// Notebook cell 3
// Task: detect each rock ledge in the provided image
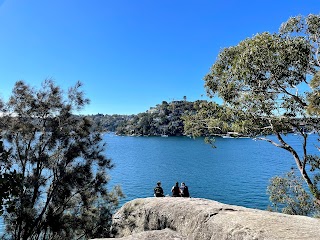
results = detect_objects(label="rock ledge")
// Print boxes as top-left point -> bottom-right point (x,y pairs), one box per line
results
97,197 -> 320,240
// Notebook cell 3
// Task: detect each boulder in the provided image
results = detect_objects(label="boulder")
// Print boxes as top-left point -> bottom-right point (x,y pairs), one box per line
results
101,197 -> 320,240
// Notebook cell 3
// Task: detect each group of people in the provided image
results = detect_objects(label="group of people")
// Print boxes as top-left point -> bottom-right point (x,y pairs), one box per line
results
154,181 -> 190,197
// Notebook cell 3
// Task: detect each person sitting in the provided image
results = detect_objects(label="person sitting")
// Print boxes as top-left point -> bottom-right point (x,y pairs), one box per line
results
180,182 -> 190,197
171,182 -> 181,197
154,181 -> 164,197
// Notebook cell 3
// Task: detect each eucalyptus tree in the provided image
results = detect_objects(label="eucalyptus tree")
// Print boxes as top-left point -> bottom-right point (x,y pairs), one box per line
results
186,14 -> 320,208
0,80 -> 123,239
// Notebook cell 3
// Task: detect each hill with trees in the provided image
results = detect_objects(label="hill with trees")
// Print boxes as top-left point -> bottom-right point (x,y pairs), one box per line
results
88,99 -> 216,136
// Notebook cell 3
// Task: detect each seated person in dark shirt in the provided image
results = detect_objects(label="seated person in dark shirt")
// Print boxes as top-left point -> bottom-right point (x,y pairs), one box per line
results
154,181 -> 164,197
171,182 -> 181,197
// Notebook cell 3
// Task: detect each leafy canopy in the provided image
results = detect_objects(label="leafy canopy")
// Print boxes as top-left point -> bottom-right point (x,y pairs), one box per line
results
0,80 -> 123,239
184,14 -> 320,213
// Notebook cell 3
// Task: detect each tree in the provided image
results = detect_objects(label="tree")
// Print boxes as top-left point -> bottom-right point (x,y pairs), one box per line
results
0,80 -> 123,239
183,96 -> 187,102
267,169 -> 317,216
0,139 -> 22,217
183,101 -> 235,137
186,14 -> 320,208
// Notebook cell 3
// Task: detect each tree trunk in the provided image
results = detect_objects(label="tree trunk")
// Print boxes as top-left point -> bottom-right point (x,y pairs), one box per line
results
275,132 -> 320,203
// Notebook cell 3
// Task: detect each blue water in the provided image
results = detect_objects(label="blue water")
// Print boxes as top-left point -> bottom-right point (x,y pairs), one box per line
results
1,133 -> 318,234
106,133 -> 319,210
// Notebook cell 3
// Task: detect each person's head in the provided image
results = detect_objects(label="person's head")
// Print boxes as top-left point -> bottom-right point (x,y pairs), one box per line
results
181,182 -> 185,186
157,181 -> 161,186
175,182 -> 179,186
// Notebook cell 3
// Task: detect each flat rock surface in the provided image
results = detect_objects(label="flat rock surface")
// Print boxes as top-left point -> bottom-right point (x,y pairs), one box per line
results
96,197 -> 320,240
91,228 -> 186,240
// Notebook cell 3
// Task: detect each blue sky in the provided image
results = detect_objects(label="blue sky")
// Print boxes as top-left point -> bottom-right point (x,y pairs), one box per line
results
0,0 -> 319,115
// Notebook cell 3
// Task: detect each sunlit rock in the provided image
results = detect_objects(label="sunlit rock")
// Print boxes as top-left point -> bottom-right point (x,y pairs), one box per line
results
95,197 -> 320,240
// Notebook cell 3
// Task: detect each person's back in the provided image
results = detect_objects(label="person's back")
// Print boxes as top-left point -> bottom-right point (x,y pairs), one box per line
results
154,181 -> 164,197
180,182 -> 190,197
171,182 -> 180,197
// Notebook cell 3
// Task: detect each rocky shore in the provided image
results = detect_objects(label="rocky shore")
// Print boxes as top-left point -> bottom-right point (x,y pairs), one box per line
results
93,197 -> 320,240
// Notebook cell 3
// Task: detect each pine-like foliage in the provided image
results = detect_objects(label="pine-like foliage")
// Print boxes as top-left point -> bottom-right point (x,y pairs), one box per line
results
0,80 -> 123,239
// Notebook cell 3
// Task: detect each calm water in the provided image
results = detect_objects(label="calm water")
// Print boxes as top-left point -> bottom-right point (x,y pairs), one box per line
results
1,133 -> 318,234
106,133 -> 319,210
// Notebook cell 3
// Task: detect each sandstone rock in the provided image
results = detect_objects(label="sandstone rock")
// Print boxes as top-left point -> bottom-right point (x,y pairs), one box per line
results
101,197 -> 320,240
92,228 -> 186,240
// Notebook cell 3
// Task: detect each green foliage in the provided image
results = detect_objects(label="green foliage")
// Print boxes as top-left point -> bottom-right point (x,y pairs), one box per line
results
183,101 -> 268,138
189,13 -> 320,210
94,99 -> 204,136
0,80 -> 123,239
0,166 -> 22,216
205,31 -> 311,120
88,114 -> 133,133
267,170 -> 319,216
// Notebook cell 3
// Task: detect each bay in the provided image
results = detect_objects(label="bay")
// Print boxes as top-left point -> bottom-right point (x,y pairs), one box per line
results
1,133 -> 318,235
106,133 -> 319,210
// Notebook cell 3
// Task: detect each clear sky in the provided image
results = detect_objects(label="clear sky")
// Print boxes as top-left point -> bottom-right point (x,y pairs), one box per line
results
0,0 -> 319,115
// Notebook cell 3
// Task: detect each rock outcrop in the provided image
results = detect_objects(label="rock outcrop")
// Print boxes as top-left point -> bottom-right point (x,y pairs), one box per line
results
98,197 -> 320,240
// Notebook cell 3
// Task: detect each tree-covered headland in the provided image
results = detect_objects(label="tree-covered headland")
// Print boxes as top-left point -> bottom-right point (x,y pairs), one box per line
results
89,99 -> 217,137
